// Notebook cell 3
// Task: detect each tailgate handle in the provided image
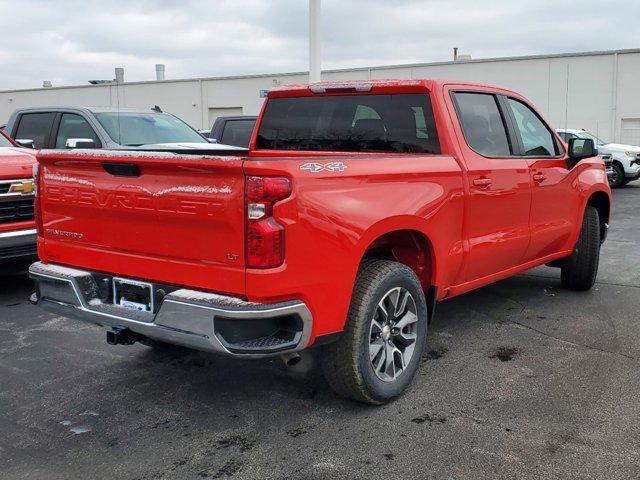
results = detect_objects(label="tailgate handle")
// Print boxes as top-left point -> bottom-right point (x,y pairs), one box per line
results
102,162 -> 141,177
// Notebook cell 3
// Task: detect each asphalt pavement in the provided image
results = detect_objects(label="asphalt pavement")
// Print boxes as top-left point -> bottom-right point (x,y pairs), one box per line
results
2,185 -> 640,480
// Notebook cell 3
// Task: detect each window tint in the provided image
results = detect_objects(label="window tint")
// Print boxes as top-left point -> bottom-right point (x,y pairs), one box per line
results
454,92 -> 511,157
507,98 -> 556,156
15,113 -> 55,148
220,119 -> 256,147
55,113 -> 101,148
256,94 -> 440,153
95,113 -> 207,146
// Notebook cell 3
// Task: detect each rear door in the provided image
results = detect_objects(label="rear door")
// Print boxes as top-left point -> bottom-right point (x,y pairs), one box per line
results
502,95 -> 578,261
447,88 -> 532,282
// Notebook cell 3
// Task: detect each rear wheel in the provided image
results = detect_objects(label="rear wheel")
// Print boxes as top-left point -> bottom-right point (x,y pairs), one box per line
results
561,206 -> 600,291
320,260 -> 428,404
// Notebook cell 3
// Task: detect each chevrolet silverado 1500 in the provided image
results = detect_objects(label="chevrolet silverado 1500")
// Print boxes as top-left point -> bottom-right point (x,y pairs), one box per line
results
29,80 -> 611,404
0,130 -> 37,262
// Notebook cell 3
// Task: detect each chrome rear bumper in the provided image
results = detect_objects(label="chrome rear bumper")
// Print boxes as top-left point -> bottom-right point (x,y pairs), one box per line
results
29,262 -> 312,358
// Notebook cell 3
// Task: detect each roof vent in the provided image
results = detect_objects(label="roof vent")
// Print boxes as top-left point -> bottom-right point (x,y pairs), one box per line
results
155,64 -> 165,81
115,67 -> 124,83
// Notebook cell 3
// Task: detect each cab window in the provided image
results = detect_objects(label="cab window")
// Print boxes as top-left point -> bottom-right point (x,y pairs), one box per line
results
15,112 -> 55,148
55,114 -> 101,148
453,92 -> 511,157
507,98 -> 557,156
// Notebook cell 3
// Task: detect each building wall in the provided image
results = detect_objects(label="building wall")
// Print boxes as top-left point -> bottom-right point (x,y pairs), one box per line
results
1,49 -> 639,144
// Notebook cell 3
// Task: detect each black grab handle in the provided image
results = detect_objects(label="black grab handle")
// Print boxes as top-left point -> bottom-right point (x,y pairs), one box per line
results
102,162 -> 141,177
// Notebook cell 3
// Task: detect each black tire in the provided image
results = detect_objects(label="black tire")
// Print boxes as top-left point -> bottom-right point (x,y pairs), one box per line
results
320,260 -> 428,405
610,163 -> 625,188
561,206 -> 601,291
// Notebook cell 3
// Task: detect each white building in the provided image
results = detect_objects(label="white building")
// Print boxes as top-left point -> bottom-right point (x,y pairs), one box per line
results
1,48 -> 639,145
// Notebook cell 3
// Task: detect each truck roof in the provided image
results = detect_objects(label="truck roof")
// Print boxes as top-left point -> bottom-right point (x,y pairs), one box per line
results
10,106 -> 165,115
268,78 -> 521,97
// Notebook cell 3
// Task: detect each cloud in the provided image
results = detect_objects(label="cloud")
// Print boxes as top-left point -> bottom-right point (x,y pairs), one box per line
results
0,0 -> 637,89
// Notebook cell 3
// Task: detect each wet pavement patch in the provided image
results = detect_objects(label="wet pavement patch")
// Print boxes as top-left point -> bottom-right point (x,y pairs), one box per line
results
411,413 -> 447,424
215,435 -> 258,453
489,346 -> 519,362
424,347 -> 448,360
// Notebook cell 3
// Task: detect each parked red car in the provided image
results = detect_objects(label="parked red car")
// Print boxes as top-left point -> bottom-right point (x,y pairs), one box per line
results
29,79 -> 611,403
0,130 -> 37,263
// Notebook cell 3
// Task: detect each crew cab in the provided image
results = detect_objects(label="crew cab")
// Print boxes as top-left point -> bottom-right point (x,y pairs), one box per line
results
0,130 -> 37,262
29,80 -> 611,404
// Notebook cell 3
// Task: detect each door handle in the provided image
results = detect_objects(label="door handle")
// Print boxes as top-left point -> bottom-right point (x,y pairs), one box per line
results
473,177 -> 492,188
533,172 -> 547,183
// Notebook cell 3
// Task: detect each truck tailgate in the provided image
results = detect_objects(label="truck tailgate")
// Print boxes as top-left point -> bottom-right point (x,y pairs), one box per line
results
37,150 -> 247,295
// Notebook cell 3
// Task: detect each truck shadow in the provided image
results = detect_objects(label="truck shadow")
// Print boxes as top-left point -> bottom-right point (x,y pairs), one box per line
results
0,259 -> 34,307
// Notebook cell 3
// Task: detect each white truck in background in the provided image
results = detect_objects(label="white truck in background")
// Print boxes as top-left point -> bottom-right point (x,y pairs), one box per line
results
557,128 -> 640,187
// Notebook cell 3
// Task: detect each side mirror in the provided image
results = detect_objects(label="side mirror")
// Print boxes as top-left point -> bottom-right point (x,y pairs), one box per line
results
568,137 -> 597,160
16,139 -> 35,149
207,138 -> 218,144
566,138 -> 597,169
65,138 -> 95,149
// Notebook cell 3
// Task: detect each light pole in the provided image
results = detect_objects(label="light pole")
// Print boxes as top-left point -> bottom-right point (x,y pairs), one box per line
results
309,0 -> 321,83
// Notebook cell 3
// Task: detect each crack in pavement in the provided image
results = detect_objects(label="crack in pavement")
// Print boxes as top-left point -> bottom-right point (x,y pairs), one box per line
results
519,273 -> 640,290
507,319 -> 637,362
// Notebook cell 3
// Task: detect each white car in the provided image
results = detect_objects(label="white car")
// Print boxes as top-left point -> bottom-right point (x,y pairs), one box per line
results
556,128 -> 640,187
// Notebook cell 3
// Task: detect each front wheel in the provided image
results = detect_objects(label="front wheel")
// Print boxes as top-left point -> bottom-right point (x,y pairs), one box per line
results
610,163 -> 625,188
320,260 -> 428,404
561,206 -> 601,291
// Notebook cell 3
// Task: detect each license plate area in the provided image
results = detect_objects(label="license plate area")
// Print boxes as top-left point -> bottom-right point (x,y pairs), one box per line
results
113,277 -> 154,312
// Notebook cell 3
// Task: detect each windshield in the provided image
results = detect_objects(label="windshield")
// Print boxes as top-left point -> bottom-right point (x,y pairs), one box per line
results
95,113 -> 207,146
0,133 -> 13,147
578,131 -> 607,146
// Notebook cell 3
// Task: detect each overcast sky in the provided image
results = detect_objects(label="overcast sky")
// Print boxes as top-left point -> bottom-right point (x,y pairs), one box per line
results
0,0 -> 638,90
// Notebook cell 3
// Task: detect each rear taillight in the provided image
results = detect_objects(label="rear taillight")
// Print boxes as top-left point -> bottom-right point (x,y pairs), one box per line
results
33,163 -> 43,237
245,176 -> 291,268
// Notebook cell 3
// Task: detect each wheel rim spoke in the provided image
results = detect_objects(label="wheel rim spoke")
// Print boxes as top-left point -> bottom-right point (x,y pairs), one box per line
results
369,338 -> 384,361
395,290 -> 410,318
384,342 -> 396,379
395,310 -> 417,330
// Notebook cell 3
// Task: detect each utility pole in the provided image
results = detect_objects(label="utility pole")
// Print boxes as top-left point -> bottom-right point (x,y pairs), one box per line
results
309,0 -> 321,83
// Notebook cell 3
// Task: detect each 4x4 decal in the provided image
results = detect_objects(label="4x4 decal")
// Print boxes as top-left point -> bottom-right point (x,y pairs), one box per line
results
300,162 -> 347,173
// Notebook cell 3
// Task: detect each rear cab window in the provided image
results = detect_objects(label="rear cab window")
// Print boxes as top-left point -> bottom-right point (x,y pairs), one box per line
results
256,93 -> 440,153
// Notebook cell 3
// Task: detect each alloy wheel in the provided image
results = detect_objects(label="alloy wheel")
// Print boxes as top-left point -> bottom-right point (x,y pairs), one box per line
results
368,287 -> 418,382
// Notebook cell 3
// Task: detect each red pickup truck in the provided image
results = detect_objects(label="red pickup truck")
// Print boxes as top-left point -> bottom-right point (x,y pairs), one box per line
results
29,79 -> 611,404
0,130 -> 37,262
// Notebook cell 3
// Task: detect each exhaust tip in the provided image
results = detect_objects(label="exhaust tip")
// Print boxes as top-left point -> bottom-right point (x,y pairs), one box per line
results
286,354 -> 302,367
280,351 -> 315,376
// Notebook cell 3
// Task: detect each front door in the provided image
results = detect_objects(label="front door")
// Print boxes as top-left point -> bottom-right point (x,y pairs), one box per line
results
447,89 -> 532,282
502,96 -> 579,261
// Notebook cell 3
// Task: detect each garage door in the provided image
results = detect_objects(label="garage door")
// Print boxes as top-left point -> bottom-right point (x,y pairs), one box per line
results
621,118 -> 640,147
